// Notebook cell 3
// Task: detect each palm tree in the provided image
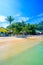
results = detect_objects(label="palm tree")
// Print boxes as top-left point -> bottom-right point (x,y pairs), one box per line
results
6,16 -> 14,25
6,16 -> 14,36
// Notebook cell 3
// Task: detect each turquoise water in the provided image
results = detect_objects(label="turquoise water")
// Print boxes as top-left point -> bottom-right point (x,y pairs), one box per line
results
0,42 -> 43,65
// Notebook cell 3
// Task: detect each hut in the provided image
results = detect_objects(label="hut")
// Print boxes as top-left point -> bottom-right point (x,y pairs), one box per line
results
0,27 -> 8,36
35,30 -> 42,35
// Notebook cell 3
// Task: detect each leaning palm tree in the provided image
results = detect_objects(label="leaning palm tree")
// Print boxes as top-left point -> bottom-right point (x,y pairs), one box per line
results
6,16 -> 14,36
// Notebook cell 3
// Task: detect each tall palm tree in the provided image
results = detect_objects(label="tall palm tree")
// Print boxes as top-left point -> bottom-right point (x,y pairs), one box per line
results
6,16 -> 14,25
6,16 -> 14,36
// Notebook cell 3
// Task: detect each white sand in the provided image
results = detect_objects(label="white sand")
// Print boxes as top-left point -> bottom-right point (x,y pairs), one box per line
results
0,35 -> 43,61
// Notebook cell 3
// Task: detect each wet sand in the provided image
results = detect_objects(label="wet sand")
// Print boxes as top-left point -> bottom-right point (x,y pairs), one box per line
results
0,35 -> 43,61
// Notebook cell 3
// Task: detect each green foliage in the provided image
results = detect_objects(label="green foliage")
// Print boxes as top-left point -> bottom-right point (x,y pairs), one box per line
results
36,21 -> 43,31
0,15 -> 43,36
6,16 -> 14,24
6,16 -> 14,36
6,22 -> 36,35
6,18 -> 43,35
0,34 -> 2,37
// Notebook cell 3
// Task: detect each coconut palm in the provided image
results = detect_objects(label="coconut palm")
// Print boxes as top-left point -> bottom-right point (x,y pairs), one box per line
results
6,16 -> 14,25
6,16 -> 14,36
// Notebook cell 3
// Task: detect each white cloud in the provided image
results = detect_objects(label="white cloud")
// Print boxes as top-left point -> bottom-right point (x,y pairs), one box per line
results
0,16 -> 6,22
38,17 -> 43,21
0,23 -> 9,28
14,13 -> 30,22
15,14 -> 21,17
17,17 -> 30,22
37,13 -> 43,17
21,17 -> 29,21
4,24 -> 9,28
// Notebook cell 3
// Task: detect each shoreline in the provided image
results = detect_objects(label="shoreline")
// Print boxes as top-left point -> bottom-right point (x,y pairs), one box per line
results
0,35 -> 43,61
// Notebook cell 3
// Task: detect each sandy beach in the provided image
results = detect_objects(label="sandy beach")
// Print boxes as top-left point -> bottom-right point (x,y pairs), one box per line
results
0,35 -> 43,61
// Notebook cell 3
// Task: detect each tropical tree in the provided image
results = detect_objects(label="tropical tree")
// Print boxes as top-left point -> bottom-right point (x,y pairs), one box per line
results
6,16 -> 14,35
29,24 -> 36,34
36,21 -> 43,31
6,16 -> 14,25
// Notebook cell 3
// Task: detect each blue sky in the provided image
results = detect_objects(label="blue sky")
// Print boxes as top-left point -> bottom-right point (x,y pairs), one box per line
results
0,0 -> 43,27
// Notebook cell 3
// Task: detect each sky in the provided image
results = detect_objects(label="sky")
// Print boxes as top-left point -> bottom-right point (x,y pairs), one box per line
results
0,0 -> 43,27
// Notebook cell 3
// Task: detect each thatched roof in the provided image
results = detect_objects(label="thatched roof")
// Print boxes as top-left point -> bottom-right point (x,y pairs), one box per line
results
0,28 -> 8,33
